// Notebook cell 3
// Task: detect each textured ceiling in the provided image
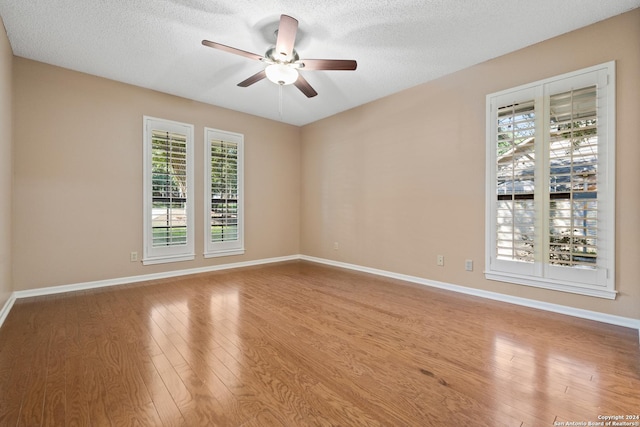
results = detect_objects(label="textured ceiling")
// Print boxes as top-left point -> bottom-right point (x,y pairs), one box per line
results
1,1 -> 639,126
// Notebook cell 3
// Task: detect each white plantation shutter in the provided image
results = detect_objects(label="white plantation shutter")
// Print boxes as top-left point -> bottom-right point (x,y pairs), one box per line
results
150,130 -> 188,247
547,86 -> 598,270
204,128 -> 244,257
496,99 -> 536,265
210,140 -> 239,242
143,117 -> 194,265
486,63 -> 615,298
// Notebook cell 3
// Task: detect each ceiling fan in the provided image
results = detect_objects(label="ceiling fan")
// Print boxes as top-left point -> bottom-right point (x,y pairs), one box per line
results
202,14 -> 357,98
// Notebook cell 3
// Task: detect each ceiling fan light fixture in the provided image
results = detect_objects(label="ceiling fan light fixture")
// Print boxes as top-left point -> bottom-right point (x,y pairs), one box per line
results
265,63 -> 298,85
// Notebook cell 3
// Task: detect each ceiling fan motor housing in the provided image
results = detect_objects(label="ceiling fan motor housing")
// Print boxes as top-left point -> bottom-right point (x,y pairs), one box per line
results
265,46 -> 300,64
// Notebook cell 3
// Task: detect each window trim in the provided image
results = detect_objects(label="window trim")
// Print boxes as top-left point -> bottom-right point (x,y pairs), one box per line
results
485,62 -> 615,299
204,127 -> 245,258
143,116 -> 195,265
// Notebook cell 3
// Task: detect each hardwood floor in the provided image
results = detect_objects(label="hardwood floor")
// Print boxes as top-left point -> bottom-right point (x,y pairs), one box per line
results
0,261 -> 638,426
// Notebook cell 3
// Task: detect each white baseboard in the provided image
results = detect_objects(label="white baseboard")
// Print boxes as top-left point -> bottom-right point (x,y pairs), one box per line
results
0,293 -> 16,328
12,255 -> 299,300
2,254 -> 638,340
300,255 -> 640,335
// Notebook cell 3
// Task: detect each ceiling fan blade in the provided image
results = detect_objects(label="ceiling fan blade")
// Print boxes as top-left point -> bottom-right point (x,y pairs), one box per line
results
237,70 -> 267,87
202,40 -> 264,62
275,15 -> 298,60
298,59 -> 357,71
294,74 -> 318,98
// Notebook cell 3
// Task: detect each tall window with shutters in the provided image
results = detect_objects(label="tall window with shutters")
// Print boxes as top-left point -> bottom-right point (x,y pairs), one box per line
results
143,117 -> 195,265
486,62 -> 615,299
204,128 -> 244,258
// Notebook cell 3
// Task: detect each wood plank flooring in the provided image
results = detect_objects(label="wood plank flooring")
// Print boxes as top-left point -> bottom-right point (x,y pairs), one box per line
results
0,260 -> 638,426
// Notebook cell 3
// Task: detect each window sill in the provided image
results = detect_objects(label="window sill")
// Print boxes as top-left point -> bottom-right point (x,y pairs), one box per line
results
142,254 -> 195,266
485,271 -> 617,300
204,249 -> 245,259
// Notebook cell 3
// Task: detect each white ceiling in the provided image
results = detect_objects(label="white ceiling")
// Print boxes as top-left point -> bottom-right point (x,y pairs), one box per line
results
1,1 -> 638,126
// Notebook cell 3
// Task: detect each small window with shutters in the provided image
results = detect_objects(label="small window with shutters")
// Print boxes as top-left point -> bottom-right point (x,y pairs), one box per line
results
204,128 -> 244,258
143,117 -> 195,265
485,62 -> 615,299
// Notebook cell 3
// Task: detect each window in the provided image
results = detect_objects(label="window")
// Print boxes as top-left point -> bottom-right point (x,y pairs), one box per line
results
204,128 -> 244,257
485,62 -> 615,299
143,117 -> 194,265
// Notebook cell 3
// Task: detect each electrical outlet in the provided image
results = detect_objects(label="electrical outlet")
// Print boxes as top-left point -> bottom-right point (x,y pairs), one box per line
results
130,251 -> 138,262
437,255 -> 444,266
333,242 -> 339,250
465,259 -> 473,271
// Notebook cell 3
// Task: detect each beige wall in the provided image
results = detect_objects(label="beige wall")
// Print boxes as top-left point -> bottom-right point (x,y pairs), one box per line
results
12,59 -> 301,290
300,9 -> 640,320
0,17 -> 12,307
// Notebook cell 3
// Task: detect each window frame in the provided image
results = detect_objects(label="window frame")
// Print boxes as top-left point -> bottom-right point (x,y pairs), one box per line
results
142,116 -> 195,265
204,127 -> 245,258
485,62 -> 615,299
